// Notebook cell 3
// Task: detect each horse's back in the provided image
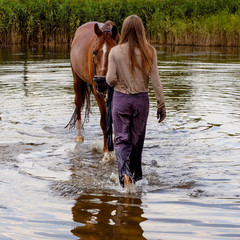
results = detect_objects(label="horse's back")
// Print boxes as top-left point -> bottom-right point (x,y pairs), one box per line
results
74,22 -> 103,37
71,22 -> 103,82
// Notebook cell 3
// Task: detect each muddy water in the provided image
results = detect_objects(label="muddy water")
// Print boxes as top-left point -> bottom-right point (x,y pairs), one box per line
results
0,45 -> 240,240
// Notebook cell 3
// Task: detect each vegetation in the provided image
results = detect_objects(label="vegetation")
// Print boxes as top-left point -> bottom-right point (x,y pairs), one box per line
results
0,0 -> 240,46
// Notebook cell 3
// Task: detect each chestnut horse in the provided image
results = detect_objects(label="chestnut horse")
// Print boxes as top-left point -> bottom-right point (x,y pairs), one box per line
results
67,21 -> 119,162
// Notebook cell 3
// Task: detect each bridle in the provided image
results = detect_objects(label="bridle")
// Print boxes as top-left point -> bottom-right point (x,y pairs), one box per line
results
92,29 -> 112,93
92,29 -> 112,76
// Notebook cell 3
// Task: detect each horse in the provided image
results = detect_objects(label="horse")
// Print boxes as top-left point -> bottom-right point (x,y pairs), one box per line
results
67,21 -> 119,162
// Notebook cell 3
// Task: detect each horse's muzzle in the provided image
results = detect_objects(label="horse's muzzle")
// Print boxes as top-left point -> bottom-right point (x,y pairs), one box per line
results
93,76 -> 107,93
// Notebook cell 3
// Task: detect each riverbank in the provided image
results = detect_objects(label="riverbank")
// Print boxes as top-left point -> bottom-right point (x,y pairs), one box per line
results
0,0 -> 240,46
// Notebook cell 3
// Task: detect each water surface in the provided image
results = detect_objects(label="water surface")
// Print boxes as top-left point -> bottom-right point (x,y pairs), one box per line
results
0,45 -> 240,240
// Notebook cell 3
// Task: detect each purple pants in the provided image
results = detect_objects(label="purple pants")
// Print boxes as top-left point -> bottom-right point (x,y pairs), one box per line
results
112,91 -> 149,187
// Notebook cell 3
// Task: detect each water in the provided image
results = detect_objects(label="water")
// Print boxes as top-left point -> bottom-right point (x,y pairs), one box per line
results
0,45 -> 240,240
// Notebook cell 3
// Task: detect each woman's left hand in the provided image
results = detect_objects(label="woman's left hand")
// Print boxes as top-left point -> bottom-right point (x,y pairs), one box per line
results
157,105 -> 166,123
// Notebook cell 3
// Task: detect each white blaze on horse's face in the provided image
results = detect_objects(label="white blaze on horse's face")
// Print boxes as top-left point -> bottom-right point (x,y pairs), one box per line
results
100,43 -> 108,74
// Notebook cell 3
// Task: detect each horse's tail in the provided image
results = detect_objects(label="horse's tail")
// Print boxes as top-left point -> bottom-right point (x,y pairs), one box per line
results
65,73 -> 92,129
65,108 -> 78,129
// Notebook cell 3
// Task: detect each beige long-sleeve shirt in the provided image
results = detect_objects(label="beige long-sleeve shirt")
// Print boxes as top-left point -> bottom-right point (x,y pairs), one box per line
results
106,43 -> 165,108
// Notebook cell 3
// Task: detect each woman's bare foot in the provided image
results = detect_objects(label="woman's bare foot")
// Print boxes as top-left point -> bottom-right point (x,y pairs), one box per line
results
124,174 -> 135,193
124,174 -> 131,189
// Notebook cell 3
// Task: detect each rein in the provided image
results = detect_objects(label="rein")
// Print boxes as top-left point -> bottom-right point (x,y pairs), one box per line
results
92,50 -> 97,76
92,27 -> 115,150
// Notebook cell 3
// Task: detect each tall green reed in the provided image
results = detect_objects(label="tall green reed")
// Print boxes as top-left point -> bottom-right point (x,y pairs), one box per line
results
0,0 -> 239,46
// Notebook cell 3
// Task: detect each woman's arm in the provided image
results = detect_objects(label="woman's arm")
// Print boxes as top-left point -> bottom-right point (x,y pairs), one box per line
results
150,49 -> 165,108
106,48 -> 118,87
150,48 -> 166,122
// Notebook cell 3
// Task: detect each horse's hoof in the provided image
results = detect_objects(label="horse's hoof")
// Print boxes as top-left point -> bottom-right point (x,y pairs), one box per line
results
110,172 -> 117,183
101,151 -> 115,163
75,136 -> 84,142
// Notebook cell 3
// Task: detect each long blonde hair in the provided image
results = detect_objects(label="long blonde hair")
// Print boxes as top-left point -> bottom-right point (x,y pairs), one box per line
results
119,15 -> 154,76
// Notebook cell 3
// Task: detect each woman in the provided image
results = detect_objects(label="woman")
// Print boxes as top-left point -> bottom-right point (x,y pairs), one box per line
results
106,15 -> 166,191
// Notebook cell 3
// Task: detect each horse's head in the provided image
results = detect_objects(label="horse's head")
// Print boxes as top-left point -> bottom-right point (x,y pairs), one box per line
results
92,21 -> 119,93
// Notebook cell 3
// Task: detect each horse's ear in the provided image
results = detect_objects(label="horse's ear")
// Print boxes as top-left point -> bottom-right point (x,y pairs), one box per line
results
94,23 -> 102,37
112,25 -> 118,39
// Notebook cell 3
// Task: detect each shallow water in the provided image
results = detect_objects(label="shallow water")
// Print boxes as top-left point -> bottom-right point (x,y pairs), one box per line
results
0,45 -> 240,240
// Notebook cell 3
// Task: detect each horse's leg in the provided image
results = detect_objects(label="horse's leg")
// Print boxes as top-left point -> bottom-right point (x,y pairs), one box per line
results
75,119 -> 83,142
94,91 -> 115,163
94,92 -> 107,150
73,70 -> 84,142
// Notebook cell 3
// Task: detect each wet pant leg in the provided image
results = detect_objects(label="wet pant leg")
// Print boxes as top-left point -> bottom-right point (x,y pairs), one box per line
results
112,91 -> 149,187
112,92 -> 132,187
129,93 -> 149,183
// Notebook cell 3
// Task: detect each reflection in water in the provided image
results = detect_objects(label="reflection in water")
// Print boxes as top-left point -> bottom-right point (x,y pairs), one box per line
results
0,44 -> 70,63
22,57 -> 29,96
72,194 -> 147,240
